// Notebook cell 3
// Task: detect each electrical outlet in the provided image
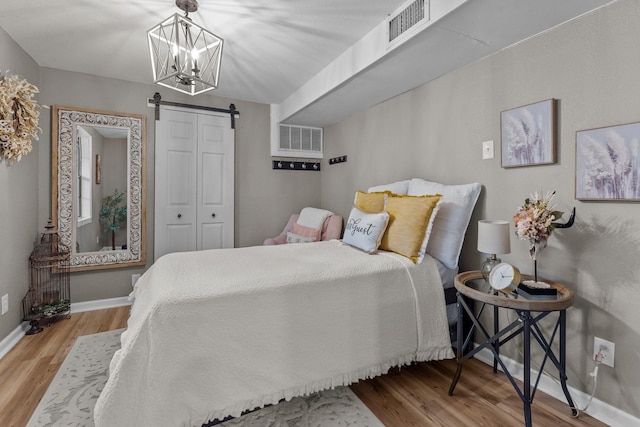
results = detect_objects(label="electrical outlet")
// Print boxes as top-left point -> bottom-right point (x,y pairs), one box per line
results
1,294 -> 8,315
593,336 -> 615,368
482,140 -> 494,159
131,274 -> 141,288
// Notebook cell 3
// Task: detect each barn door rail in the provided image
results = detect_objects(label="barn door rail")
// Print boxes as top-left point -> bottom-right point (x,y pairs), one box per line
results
149,92 -> 240,129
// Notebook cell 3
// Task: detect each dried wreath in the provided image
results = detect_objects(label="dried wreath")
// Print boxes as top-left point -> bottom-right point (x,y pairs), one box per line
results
0,71 -> 41,163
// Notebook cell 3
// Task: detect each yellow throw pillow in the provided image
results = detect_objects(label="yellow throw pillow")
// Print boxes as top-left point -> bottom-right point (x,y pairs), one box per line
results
354,190 -> 388,213
380,194 -> 442,263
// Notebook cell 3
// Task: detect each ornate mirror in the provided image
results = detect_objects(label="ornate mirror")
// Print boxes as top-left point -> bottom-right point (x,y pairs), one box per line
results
52,105 -> 146,271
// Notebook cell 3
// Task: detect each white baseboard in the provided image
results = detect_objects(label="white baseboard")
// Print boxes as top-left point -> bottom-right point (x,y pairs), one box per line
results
474,346 -> 640,427
70,296 -> 131,313
0,297 -> 131,360
0,321 -> 31,359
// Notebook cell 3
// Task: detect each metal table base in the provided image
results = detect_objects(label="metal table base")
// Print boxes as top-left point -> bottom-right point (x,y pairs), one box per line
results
448,293 -> 578,427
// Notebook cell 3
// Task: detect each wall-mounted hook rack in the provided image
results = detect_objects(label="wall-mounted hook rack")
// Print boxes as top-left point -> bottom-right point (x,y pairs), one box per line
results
272,159 -> 321,171
328,155 -> 347,165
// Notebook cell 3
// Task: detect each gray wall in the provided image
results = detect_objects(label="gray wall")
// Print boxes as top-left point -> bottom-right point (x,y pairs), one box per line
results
0,27 -> 41,342
0,31 -> 321,338
37,67 -> 321,303
321,0 -> 639,418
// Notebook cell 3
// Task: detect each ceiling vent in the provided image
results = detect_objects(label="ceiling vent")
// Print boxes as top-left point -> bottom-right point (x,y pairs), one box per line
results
388,0 -> 430,47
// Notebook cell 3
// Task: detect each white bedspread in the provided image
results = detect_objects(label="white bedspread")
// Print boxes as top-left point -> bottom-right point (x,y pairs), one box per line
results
94,240 -> 453,427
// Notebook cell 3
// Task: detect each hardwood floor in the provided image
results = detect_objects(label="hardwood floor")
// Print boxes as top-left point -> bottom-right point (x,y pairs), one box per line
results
351,361 -> 606,426
0,307 -> 606,427
0,307 -> 130,427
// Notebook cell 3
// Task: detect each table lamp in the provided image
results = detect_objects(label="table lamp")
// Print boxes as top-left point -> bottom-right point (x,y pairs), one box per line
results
477,220 -> 511,281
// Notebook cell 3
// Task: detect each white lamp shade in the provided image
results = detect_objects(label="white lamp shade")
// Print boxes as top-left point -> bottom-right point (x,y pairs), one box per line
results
477,220 -> 511,255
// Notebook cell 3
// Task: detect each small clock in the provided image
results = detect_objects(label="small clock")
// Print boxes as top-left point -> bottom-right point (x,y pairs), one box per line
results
488,262 -> 521,292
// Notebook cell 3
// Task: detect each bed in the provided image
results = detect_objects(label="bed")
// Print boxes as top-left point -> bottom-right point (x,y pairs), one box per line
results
93,178 -> 481,427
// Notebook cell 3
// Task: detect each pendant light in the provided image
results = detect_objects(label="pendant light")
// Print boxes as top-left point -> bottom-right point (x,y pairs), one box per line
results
148,0 -> 223,96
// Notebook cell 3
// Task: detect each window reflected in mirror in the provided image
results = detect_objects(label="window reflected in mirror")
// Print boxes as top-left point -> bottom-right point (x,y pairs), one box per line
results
76,126 -> 92,229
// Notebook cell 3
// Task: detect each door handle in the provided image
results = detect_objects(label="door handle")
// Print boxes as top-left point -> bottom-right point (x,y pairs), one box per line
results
177,213 -> 182,218
211,213 -> 216,218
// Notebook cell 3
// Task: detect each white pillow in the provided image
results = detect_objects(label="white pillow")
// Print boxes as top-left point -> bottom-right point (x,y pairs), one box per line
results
342,207 -> 390,254
367,179 -> 410,195
407,178 -> 481,269
286,232 -> 316,244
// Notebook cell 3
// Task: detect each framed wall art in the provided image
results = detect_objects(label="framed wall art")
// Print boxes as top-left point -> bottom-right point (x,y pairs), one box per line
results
501,99 -> 556,168
576,122 -> 640,201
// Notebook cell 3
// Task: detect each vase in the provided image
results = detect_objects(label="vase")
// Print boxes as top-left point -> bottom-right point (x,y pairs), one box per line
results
529,240 -> 547,282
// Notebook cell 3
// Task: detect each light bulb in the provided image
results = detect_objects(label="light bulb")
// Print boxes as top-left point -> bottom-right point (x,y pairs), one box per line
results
190,47 -> 200,75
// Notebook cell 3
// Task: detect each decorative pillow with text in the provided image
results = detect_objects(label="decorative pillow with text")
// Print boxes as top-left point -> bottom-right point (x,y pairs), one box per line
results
342,207 -> 390,254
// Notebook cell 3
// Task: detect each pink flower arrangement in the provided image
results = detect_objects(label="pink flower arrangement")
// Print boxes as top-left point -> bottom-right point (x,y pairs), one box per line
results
513,191 -> 563,258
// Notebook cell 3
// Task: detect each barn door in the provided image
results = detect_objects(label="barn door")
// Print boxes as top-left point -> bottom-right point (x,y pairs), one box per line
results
154,106 -> 234,261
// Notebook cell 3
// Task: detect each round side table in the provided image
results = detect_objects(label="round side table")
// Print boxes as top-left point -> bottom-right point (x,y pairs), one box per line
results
448,270 -> 576,427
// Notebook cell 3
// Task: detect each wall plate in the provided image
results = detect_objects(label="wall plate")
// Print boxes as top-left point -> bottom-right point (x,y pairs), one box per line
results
593,336 -> 615,368
482,140 -> 494,159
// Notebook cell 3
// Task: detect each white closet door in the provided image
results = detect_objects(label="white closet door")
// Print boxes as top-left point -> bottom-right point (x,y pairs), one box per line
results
155,106 -> 234,261
155,108 -> 198,260
197,113 -> 234,250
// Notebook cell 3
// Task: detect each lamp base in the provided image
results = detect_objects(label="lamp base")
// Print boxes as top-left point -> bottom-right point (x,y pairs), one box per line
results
480,255 -> 501,282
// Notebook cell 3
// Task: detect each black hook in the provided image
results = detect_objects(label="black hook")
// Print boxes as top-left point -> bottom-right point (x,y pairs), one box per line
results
554,207 -> 575,229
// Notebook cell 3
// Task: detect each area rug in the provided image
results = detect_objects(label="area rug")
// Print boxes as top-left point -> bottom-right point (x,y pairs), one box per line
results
27,329 -> 384,427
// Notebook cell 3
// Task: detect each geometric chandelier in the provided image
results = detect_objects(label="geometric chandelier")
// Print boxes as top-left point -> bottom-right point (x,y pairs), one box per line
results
147,0 -> 223,96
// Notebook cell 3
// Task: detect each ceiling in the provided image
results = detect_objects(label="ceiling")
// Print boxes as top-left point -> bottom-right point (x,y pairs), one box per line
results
0,0 -> 614,127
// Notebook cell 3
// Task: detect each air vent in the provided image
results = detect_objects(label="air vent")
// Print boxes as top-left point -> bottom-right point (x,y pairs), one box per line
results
278,124 -> 323,156
388,0 -> 429,44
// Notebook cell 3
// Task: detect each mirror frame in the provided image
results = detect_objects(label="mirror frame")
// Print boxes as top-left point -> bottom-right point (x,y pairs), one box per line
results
52,105 -> 146,271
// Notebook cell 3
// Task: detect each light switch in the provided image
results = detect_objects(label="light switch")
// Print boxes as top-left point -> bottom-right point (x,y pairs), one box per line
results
482,140 -> 494,160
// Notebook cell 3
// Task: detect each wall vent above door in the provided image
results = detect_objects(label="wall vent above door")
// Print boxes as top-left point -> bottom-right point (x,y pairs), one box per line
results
275,124 -> 323,159
388,0 -> 430,46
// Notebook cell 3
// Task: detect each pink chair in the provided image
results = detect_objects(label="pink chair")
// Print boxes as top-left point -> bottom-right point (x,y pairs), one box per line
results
263,213 -> 343,245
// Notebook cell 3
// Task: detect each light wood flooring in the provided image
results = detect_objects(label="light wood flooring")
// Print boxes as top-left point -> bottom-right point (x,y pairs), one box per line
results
0,307 -> 606,427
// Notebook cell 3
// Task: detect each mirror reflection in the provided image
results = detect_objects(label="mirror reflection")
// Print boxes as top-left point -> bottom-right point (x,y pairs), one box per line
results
52,105 -> 146,271
75,125 -> 128,253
